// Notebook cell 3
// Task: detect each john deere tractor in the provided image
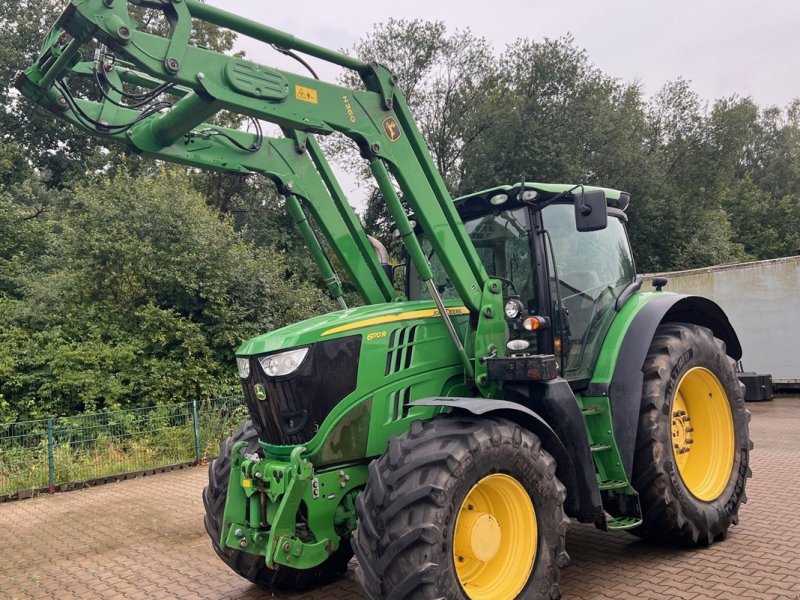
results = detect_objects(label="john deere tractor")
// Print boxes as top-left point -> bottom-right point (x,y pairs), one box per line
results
17,2 -> 751,598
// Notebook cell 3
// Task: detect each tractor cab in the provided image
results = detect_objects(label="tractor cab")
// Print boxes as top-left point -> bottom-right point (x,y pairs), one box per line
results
408,183 -> 638,386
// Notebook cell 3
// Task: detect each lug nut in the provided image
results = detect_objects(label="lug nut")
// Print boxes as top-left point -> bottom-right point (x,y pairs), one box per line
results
239,539 -> 248,548
283,542 -> 291,552
234,528 -> 243,538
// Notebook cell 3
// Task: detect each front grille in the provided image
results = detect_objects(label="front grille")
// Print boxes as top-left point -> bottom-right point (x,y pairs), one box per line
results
241,335 -> 361,446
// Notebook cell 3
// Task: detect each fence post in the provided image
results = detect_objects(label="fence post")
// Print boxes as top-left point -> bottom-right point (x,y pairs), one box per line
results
192,400 -> 201,465
47,417 -> 55,494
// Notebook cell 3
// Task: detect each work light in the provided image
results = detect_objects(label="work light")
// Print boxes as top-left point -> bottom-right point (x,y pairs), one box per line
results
236,357 -> 250,379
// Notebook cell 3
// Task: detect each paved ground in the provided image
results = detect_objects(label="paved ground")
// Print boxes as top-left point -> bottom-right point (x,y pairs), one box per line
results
1,396 -> 798,600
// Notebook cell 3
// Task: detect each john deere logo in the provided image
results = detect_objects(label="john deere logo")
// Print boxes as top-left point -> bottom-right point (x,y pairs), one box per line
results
382,116 -> 401,142
254,384 -> 267,401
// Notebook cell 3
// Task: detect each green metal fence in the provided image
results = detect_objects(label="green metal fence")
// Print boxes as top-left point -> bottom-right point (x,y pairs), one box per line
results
0,397 -> 247,497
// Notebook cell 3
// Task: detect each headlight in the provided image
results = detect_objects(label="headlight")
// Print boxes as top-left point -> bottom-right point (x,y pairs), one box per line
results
504,299 -> 524,319
236,357 -> 250,379
258,347 -> 309,378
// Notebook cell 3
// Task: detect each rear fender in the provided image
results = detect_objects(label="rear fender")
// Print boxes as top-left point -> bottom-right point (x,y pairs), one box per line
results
592,293 -> 741,478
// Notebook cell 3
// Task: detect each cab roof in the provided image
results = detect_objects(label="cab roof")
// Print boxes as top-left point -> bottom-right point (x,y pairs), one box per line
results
455,182 -> 630,209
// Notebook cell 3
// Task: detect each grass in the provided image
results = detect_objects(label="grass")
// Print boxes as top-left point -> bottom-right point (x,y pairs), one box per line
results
0,397 -> 248,495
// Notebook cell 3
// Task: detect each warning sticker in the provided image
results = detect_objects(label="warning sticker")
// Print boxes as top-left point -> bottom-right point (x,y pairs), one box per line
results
295,85 -> 318,104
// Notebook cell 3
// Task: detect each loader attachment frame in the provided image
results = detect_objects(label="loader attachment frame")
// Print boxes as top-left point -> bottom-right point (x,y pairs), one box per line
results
17,0 -> 506,393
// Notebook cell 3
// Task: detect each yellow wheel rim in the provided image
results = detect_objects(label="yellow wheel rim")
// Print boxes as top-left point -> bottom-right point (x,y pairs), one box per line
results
671,367 -> 735,501
453,474 -> 536,600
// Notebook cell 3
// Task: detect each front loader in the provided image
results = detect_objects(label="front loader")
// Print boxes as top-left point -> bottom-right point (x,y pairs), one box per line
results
17,2 -> 752,598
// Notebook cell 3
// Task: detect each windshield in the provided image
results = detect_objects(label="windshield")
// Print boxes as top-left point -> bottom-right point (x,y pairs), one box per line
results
408,207 -> 535,308
543,203 -> 635,380
406,201 -> 636,384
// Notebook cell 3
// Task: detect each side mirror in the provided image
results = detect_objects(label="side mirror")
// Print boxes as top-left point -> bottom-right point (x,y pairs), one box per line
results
574,189 -> 608,232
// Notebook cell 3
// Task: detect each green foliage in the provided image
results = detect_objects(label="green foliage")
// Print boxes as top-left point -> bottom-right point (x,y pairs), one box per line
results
2,7 -> 799,422
346,24 -> 800,271
461,36 -> 641,191
0,0 -> 236,188
0,0 -> 112,184
337,19 -> 497,250
0,169 -> 331,419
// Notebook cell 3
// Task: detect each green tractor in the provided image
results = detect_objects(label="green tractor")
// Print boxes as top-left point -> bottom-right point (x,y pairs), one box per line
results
18,2 -> 751,598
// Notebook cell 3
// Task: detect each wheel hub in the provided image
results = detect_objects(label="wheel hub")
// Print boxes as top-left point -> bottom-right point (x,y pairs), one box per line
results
453,474 -> 537,600
671,407 -> 695,458
454,510 -> 502,562
670,367 -> 735,501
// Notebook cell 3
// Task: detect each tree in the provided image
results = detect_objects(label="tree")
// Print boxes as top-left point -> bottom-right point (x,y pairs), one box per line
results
459,36 -> 645,193
0,169 -> 331,419
0,0 -> 236,187
330,19 -> 497,250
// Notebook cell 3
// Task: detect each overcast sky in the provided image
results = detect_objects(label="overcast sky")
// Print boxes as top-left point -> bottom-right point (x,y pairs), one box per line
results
204,0 -> 800,208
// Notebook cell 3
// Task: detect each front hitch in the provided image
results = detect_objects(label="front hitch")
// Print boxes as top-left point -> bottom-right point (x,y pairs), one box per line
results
220,441 -> 367,570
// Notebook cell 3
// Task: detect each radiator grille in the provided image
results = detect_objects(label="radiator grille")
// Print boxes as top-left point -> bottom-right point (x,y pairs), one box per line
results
385,325 -> 418,376
241,335 -> 361,446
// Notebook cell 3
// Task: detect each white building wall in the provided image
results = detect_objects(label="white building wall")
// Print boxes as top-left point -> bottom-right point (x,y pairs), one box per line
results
644,256 -> 800,381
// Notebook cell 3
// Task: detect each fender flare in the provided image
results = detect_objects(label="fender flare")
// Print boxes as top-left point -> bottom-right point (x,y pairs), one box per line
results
598,293 -> 742,478
412,397 -> 582,517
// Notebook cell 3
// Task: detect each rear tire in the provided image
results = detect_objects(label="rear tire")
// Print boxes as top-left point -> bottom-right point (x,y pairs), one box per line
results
354,415 -> 569,600
631,323 -> 751,545
202,420 -> 353,590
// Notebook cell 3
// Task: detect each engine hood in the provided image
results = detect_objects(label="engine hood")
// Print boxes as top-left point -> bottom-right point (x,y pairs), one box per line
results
236,300 -> 470,356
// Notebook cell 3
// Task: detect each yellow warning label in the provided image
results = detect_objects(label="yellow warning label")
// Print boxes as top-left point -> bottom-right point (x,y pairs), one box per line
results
295,85 -> 318,104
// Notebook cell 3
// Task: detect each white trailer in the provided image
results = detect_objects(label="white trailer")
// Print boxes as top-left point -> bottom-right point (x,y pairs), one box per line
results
645,255 -> 800,390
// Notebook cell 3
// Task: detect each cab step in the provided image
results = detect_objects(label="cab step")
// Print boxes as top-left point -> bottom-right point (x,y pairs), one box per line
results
605,517 -> 642,531
598,479 -> 628,491
581,406 -> 602,416
590,443 -> 612,452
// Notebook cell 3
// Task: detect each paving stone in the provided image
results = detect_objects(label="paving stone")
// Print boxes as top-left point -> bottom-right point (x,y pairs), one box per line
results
1,397 -> 798,599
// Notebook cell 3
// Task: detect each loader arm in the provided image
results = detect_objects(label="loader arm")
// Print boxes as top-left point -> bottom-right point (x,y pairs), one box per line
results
20,55 -> 396,306
16,0 -> 507,392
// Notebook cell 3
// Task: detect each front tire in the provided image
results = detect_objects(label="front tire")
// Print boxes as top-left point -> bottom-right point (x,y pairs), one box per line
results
354,415 -> 569,600
632,323 -> 751,545
202,420 -> 353,590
